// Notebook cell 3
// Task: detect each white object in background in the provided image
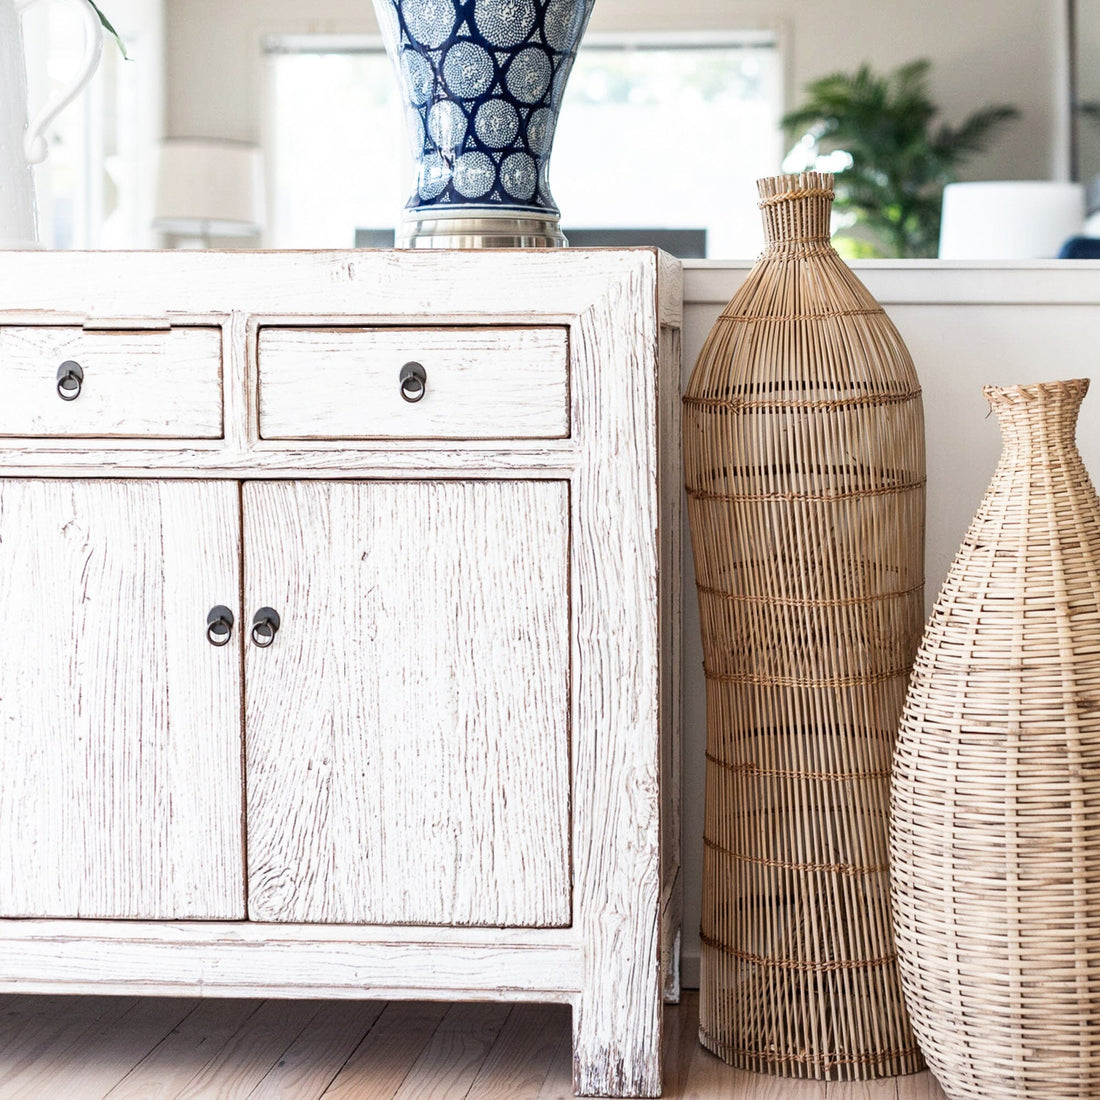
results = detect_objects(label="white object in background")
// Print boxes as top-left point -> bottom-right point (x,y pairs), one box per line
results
0,0 -> 102,248
153,138 -> 265,246
939,180 -> 1085,259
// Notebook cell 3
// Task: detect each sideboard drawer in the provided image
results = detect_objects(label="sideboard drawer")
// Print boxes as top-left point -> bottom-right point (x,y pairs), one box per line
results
0,326 -> 223,438
257,326 -> 569,440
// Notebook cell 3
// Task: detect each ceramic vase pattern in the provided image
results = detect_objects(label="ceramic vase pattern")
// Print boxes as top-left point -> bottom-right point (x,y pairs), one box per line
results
371,0 -> 594,246
0,0 -> 102,248
891,379 -> 1100,1100
683,172 -> 925,1079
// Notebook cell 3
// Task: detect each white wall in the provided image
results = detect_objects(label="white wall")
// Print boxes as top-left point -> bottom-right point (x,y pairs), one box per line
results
679,259 -> 1100,986
165,0 -> 1067,182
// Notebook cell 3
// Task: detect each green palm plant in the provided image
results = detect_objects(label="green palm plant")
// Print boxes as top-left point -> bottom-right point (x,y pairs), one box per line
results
88,2 -> 126,57
781,59 -> 1019,257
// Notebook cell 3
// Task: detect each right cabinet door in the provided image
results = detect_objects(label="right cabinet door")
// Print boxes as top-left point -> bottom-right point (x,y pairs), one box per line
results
243,480 -> 572,927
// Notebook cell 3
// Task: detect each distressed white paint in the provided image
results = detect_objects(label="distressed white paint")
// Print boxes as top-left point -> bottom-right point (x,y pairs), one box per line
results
568,261 -> 665,1098
658,263 -> 684,1006
0,479 -> 244,919
0,326 -> 223,437
0,920 -> 582,999
244,479 -> 571,927
258,326 -> 569,439
0,249 -> 682,1099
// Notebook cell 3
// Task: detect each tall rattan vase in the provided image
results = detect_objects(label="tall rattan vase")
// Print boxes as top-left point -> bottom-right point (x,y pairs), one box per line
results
891,378 -> 1100,1100
683,173 -> 926,1080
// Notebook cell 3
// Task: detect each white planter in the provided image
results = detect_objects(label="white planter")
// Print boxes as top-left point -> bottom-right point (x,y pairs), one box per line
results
0,0 -> 102,249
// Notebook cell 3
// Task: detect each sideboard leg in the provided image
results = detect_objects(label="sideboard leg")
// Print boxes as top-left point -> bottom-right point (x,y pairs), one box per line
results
571,988 -> 662,1098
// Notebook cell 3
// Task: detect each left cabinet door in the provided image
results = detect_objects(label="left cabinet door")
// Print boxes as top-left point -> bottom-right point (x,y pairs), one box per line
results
0,480 -> 245,919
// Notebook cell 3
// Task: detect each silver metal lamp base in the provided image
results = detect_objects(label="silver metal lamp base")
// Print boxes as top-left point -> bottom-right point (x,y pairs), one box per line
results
396,210 -> 567,249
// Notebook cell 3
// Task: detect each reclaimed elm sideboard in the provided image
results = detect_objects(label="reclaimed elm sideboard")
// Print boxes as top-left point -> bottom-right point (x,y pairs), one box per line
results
0,249 -> 682,1098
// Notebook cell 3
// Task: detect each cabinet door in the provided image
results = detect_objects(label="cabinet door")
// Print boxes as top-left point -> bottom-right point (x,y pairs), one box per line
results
0,480 -> 244,919
244,480 -> 571,926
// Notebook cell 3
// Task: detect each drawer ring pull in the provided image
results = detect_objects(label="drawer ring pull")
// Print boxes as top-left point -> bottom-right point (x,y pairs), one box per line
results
206,606 -> 235,647
56,360 -> 84,401
399,361 -> 427,403
251,607 -> 281,648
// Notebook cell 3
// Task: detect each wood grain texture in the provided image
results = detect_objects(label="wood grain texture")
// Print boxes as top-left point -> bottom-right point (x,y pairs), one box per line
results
0,992 -> 949,1099
258,326 -> 569,440
0,923 -> 580,999
826,1081 -> 901,1099
0,996 -> 139,1099
0,250 -> 681,1098
569,264 -> 665,1096
0,996 -> 92,1087
243,479 -> 571,927
105,999 -> 262,1100
465,1003 -> 571,1099
0,480 -> 244,919
391,1002 -> 512,1099
897,1073 -> 947,1100
0,249 -> 653,319
0,326 -> 222,438
0,444 -> 578,477
0,997 -> 194,1100
659,309 -> 684,1005
685,1036 -> 829,1100
170,1000 -> 319,1100
321,1001 -> 450,1100
246,1001 -> 386,1098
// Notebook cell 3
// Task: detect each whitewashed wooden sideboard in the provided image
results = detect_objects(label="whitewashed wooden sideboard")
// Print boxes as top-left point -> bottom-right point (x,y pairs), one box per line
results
0,249 -> 682,1097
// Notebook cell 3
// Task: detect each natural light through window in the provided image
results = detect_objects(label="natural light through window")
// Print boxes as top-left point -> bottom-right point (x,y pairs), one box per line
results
553,33 -> 781,257
264,30 -> 781,257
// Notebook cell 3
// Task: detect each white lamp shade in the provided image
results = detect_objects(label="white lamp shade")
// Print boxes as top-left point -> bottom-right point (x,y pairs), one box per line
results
153,139 -> 265,237
939,181 -> 1084,259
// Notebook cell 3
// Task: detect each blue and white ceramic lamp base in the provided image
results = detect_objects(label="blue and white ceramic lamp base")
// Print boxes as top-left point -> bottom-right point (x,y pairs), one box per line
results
373,0 -> 595,249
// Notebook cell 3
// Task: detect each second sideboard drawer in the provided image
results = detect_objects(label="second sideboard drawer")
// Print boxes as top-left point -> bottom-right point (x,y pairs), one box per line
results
0,326 -> 223,438
257,326 -> 569,439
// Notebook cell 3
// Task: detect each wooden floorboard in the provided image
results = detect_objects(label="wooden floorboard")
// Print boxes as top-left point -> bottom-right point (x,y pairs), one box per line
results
171,1000 -> 320,1100
0,995 -> 139,1099
320,1001 -> 449,1100
246,1001 -> 386,1099
391,1003 -> 512,1100
105,999 -> 263,1100
535,1018 -> 574,1099
9,998 -> 198,1100
465,1004 -> 570,1100
0,991 -> 948,1099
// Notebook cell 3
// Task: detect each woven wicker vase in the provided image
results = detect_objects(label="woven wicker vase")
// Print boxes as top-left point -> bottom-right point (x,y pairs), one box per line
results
683,172 -> 926,1080
891,378 -> 1100,1100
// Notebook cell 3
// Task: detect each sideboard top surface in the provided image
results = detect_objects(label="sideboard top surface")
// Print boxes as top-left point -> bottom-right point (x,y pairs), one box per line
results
0,248 -> 682,325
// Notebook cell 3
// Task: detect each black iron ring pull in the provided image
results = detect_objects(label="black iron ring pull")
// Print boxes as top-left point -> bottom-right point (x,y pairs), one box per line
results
206,605 -> 235,647
399,361 -> 426,403
251,607 -> 281,648
56,360 -> 84,401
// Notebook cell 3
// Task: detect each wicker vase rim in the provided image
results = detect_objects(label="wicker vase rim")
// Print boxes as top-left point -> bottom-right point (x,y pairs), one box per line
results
756,171 -> 836,204
983,377 -> 1090,406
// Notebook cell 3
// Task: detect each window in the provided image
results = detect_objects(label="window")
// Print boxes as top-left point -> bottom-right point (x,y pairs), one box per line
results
264,29 -> 781,257
552,32 -> 781,257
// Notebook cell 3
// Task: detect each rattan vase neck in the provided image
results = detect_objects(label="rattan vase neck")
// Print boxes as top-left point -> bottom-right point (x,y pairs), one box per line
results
758,171 -> 835,251
985,377 -> 1089,454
